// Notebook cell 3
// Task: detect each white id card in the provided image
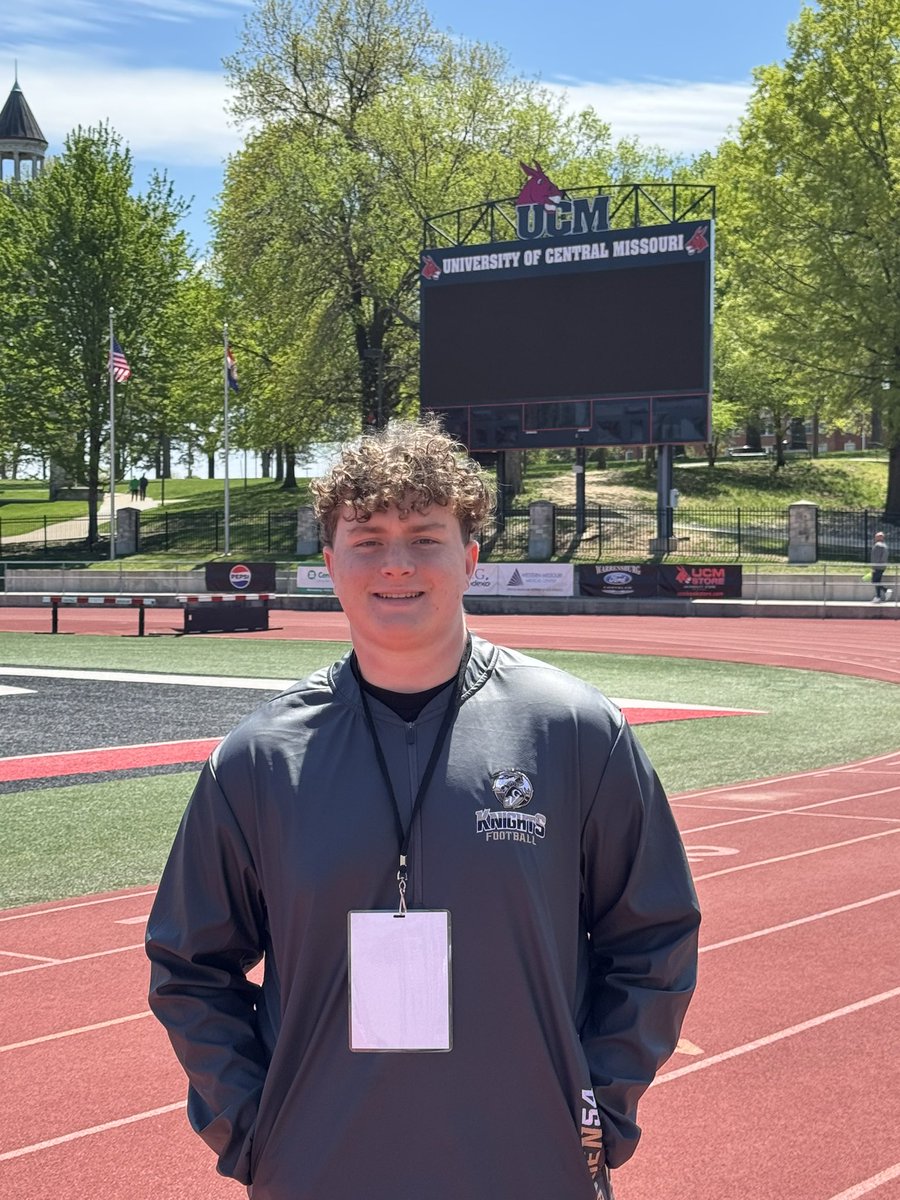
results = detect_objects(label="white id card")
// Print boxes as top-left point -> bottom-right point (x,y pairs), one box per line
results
348,910 -> 452,1052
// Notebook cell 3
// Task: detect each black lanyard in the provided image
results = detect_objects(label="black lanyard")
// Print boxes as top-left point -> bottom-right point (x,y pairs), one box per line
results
355,638 -> 472,911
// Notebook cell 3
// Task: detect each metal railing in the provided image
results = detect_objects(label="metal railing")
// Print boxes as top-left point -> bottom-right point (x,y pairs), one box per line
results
1,505 -> 897,564
479,506 -> 793,562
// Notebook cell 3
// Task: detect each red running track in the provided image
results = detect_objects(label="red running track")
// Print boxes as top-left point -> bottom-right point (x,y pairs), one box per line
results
2,605 -> 899,683
0,615 -> 899,1199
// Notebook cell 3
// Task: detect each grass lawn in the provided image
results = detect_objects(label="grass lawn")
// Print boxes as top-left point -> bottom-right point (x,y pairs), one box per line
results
1,632 -> 898,908
519,455 -> 890,511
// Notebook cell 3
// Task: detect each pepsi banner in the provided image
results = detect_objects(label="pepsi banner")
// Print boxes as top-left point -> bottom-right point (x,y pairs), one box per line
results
658,565 -> 742,599
205,562 -> 277,593
578,565 -> 658,598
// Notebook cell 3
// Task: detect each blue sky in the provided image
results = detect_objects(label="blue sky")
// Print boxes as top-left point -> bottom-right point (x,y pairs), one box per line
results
2,0 -> 808,255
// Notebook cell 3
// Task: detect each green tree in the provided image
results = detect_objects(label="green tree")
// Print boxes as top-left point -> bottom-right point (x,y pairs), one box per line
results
0,125 -> 190,543
719,0 -> 900,513
216,0 -> 686,451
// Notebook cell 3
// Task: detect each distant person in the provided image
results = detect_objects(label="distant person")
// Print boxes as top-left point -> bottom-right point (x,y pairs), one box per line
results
871,531 -> 892,602
128,476 -> 139,503
139,474 -> 148,502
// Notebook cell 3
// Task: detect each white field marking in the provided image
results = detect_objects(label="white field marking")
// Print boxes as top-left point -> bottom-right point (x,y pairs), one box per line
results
0,737 -> 216,767
655,986 -> 900,1086
0,665 -> 292,691
681,782 -> 900,834
611,697 -> 765,714
0,1101 -> 183,1161
692,827 -> 900,882
0,890 -> 156,922
673,749 -> 900,802
0,1011 -> 151,1053
115,914 -> 150,925
0,666 -> 758,715
0,949 -> 60,963
0,943 -> 143,978
826,1162 -> 900,1199
699,889 -> 900,953
0,686 -> 34,696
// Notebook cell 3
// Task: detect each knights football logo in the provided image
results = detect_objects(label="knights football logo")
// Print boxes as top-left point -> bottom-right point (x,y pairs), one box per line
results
490,769 -> 534,810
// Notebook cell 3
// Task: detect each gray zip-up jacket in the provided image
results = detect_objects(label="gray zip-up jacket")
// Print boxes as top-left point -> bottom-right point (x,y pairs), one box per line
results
147,637 -> 700,1200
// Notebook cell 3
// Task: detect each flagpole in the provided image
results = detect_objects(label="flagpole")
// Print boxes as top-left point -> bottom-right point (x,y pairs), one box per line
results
223,322 -> 231,556
109,307 -> 116,560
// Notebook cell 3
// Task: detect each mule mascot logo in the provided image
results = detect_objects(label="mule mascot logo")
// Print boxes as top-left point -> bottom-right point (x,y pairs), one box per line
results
517,161 -> 562,213
515,161 -> 609,240
685,225 -> 709,255
421,254 -> 442,280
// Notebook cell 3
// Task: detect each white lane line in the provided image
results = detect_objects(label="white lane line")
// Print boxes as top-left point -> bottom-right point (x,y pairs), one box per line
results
674,749 -> 900,802
0,1102 -> 183,1161
0,1011 -> 151,1053
0,665 -> 291,691
0,891 -> 156,923
115,915 -> 150,925
0,949 -> 61,963
682,783 -> 900,834
826,1163 -> 900,1199
655,986 -> 900,1086
693,827 -> 900,882
700,889 -> 900,953
0,686 -> 34,696
0,943 -> 143,978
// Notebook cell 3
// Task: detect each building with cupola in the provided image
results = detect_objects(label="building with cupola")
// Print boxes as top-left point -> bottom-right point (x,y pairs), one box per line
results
0,72 -> 47,181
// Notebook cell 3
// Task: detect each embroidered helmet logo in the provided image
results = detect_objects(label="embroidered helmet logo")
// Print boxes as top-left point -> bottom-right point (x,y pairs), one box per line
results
491,770 -> 534,810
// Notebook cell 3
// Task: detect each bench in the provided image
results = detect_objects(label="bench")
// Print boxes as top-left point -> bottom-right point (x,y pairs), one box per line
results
42,595 -> 157,636
176,593 -> 273,634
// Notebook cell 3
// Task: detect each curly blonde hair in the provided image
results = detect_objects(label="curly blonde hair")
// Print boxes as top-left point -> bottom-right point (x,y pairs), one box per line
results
310,417 -> 494,545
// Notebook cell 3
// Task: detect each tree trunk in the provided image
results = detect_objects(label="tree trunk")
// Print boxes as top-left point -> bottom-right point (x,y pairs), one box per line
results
87,430 -> 102,547
811,410 -> 819,458
281,445 -> 298,489
162,435 -> 172,478
502,451 -> 523,497
207,453 -> 216,479
261,450 -> 271,478
274,444 -> 284,482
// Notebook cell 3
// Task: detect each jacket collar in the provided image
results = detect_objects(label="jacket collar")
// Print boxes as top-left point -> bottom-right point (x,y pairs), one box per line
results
329,633 -> 498,711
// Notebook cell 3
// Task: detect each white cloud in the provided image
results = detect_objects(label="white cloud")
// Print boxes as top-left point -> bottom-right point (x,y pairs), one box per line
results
3,0 -> 247,38
546,78 -> 753,156
3,46 -> 241,166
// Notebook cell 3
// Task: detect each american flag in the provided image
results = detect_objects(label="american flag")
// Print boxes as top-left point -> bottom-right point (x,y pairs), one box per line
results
226,345 -> 239,392
110,337 -> 131,383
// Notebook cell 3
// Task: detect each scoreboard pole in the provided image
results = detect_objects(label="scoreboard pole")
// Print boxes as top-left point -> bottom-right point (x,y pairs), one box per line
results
656,444 -> 674,547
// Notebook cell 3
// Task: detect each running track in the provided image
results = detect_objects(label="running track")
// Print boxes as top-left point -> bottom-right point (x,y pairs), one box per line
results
0,613 -> 898,1200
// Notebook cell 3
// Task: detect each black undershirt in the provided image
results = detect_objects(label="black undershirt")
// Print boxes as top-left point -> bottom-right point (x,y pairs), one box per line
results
351,659 -> 455,722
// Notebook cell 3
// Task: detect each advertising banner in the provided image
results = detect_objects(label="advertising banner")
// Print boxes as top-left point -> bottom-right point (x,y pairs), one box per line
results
466,563 -> 500,596
206,561 -> 277,592
578,564 -> 657,598
658,564 -> 742,599
495,563 -> 574,597
296,564 -> 334,592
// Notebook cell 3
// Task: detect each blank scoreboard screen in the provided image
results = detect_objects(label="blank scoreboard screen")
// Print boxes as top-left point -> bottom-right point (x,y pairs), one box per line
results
419,227 -> 712,450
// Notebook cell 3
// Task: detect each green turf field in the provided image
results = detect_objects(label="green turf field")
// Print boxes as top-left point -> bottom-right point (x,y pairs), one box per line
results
1,631 -> 898,908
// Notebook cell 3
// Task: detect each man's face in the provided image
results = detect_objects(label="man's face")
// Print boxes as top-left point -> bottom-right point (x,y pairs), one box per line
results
323,503 -> 478,661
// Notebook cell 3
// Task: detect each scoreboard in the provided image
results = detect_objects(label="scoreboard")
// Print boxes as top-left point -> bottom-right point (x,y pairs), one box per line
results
420,220 -> 713,451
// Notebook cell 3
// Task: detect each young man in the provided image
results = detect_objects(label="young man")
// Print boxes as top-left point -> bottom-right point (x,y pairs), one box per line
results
147,419 -> 700,1200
